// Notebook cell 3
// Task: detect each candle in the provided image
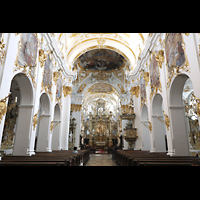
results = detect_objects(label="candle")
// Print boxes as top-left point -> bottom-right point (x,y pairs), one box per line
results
15,97 -> 17,103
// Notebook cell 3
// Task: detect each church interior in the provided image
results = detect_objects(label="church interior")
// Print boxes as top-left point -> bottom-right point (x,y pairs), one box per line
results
0,33 -> 200,166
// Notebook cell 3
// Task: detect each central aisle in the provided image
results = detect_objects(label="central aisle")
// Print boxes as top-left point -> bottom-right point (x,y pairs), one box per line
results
86,154 -> 117,166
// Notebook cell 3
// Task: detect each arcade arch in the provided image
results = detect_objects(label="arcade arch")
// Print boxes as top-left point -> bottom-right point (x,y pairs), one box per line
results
52,103 -> 61,150
35,93 -> 51,152
152,94 -> 167,152
141,104 -> 150,150
1,73 -> 34,155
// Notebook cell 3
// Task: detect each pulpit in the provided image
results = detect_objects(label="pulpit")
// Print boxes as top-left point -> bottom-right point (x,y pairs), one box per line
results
124,122 -> 138,150
120,114 -> 138,150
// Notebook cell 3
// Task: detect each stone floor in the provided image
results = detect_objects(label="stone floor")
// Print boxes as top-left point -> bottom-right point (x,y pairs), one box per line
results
85,154 -> 117,166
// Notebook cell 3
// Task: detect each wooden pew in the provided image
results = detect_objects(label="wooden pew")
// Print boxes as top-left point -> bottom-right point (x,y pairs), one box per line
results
0,149 -> 90,166
113,150 -> 200,166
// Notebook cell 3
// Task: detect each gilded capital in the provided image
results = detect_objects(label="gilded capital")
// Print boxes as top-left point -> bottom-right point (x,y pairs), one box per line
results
71,104 -> 82,112
130,86 -> 140,98
63,86 -> 73,97
155,50 -> 164,69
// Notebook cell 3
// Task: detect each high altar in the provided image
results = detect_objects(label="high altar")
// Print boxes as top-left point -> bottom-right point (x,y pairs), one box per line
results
82,98 -> 117,149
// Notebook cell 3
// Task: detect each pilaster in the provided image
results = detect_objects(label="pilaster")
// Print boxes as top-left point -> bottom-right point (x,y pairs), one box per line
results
60,85 -> 72,150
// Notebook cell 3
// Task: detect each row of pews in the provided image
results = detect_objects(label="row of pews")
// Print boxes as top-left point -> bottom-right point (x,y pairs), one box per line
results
0,149 -> 90,166
113,150 -> 200,166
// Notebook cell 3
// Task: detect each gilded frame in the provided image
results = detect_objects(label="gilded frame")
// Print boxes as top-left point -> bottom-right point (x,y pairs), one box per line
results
140,72 -> 147,108
164,33 -> 190,88
55,73 -> 63,102
14,33 -> 38,87
149,53 -> 162,100
41,53 -> 53,100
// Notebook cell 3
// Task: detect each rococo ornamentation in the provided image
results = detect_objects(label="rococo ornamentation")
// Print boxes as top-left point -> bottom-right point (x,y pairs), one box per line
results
165,33 -> 190,88
0,33 -> 6,65
163,111 -> 170,131
38,49 -> 47,68
33,110 -> 39,130
71,104 -> 82,112
63,86 -> 73,97
0,93 -> 11,124
191,94 -> 200,117
148,120 -> 152,132
155,50 -> 164,69
130,86 -> 140,98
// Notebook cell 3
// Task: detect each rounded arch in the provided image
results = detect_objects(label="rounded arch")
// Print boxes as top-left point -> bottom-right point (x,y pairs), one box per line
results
52,103 -> 61,150
35,92 -> 51,152
169,73 -> 190,156
12,72 -> 33,105
141,104 -> 148,121
82,82 -> 120,117
170,73 -> 190,106
7,73 -> 34,155
152,93 -> 167,152
68,41 -> 135,67
152,93 -> 163,116
141,104 -> 150,150
66,33 -> 148,67
54,103 -> 61,121
39,92 -> 51,115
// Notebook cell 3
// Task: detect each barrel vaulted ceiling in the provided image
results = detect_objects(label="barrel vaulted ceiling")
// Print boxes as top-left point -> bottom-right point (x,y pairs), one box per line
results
54,33 -> 149,98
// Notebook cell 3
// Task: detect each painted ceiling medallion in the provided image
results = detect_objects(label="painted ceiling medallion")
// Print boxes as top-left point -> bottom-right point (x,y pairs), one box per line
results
88,83 -> 114,94
75,49 -> 128,72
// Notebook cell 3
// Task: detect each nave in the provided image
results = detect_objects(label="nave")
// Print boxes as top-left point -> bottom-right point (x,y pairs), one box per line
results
85,154 -> 116,166
1,33 -> 200,164
1,148 -> 200,166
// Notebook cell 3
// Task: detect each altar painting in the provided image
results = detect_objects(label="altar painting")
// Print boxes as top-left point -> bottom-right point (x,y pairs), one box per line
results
149,54 -> 161,98
56,76 -> 62,100
42,54 -> 53,93
140,74 -> 146,105
165,33 -> 186,85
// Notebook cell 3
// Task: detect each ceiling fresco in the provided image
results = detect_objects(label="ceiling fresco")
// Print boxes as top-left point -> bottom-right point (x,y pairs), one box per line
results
88,83 -> 114,94
75,49 -> 128,72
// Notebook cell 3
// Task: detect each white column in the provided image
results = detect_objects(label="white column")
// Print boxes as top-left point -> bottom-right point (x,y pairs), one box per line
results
52,121 -> 61,150
72,110 -> 81,149
36,114 -> 51,152
122,119 -> 129,150
160,50 -> 174,156
170,105 -> 190,156
152,115 -> 166,152
13,105 -> 33,156
60,86 -> 72,150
